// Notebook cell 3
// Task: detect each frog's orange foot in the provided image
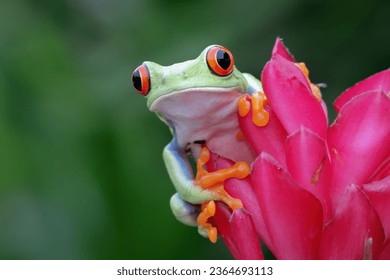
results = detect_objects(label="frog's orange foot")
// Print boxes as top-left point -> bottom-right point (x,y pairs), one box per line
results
197,201 -> 217,243
238,92 -> 270,127
194,146 -> 249,242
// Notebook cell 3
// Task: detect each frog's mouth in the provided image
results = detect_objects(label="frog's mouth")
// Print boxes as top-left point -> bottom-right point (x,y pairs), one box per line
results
149,87 -> 243,124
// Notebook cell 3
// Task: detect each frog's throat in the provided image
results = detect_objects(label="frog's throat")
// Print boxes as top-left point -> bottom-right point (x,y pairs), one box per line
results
148,86 -> 244,112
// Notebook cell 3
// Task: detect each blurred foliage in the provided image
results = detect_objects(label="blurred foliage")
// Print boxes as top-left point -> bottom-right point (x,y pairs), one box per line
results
0,0 -> 388,259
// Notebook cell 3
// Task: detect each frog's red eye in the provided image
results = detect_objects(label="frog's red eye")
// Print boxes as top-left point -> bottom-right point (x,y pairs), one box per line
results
206,46 -> 234,76
132,64 -> 150,96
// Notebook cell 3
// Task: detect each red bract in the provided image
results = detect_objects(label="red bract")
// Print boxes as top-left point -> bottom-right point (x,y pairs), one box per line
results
210,38 -> 390,259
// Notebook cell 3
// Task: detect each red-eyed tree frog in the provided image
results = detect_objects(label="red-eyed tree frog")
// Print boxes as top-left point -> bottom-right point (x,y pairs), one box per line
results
131,45 -> 268,242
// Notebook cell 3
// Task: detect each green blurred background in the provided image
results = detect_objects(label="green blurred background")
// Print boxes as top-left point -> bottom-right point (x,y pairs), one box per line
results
0,0 -> 389,259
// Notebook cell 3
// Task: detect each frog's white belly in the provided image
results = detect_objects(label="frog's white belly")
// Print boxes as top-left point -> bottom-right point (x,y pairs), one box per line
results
175,113 -> 256,164
150,87 -> 256,163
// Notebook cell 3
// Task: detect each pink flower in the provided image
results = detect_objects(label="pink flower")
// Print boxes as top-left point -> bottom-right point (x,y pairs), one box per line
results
210,38 -> 390,259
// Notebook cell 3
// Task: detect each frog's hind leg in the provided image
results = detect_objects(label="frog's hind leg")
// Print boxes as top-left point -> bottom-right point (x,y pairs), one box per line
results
194,146 -> 250,243
170,193 -> 217,243
170,193 -> 200,227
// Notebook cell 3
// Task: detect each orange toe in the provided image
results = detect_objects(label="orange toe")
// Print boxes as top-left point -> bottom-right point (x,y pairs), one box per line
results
197,201 -> 218,243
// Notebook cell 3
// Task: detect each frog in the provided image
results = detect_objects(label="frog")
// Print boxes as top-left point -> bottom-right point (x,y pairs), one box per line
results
131,45 -> 269,242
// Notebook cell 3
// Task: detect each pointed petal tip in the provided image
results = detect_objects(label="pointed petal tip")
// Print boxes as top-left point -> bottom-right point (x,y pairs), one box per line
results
288,125 -> 323,139
334,68 -> 390,113
272,37 -> 295,62
286,126 -> 326,197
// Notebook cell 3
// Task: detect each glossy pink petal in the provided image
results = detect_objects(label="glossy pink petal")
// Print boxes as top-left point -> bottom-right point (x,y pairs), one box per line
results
319,184 -> 385,259
212,203 -> 240,259
272,37 -> 329,122
238,103 -> 288,168
379,240 -> 390,260
272,37 -> 295,62
334,69 -> 390,113
320,99 -> 329,124
230,208 -> 264,260
206,153 -> 267,258
286,127 -> 326,200
262,54 -> 328,139
212,203 -> 264,260
326,91 -> 390,207
362,176 -> 390,240
369,157 -> 390,182
251,152 -> 323,259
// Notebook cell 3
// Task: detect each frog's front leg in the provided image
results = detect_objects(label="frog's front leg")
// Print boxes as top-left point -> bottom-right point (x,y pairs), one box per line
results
163,138 -> 222,204
163,138 -> 221,237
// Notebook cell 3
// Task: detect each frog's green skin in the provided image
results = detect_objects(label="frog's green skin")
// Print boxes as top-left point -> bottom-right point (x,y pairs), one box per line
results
141,45 -> 262,228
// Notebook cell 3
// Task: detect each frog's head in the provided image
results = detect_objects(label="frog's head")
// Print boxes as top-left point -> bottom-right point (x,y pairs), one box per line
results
131,45 -> 249,124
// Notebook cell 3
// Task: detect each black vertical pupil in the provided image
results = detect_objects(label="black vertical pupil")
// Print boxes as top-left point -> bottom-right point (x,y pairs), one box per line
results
132,70 -> 142,91
216,50 -> 231,70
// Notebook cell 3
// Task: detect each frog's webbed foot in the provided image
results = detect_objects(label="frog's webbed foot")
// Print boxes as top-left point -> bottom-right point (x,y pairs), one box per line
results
170,193 -> 199,227
194,146 -> 250,243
